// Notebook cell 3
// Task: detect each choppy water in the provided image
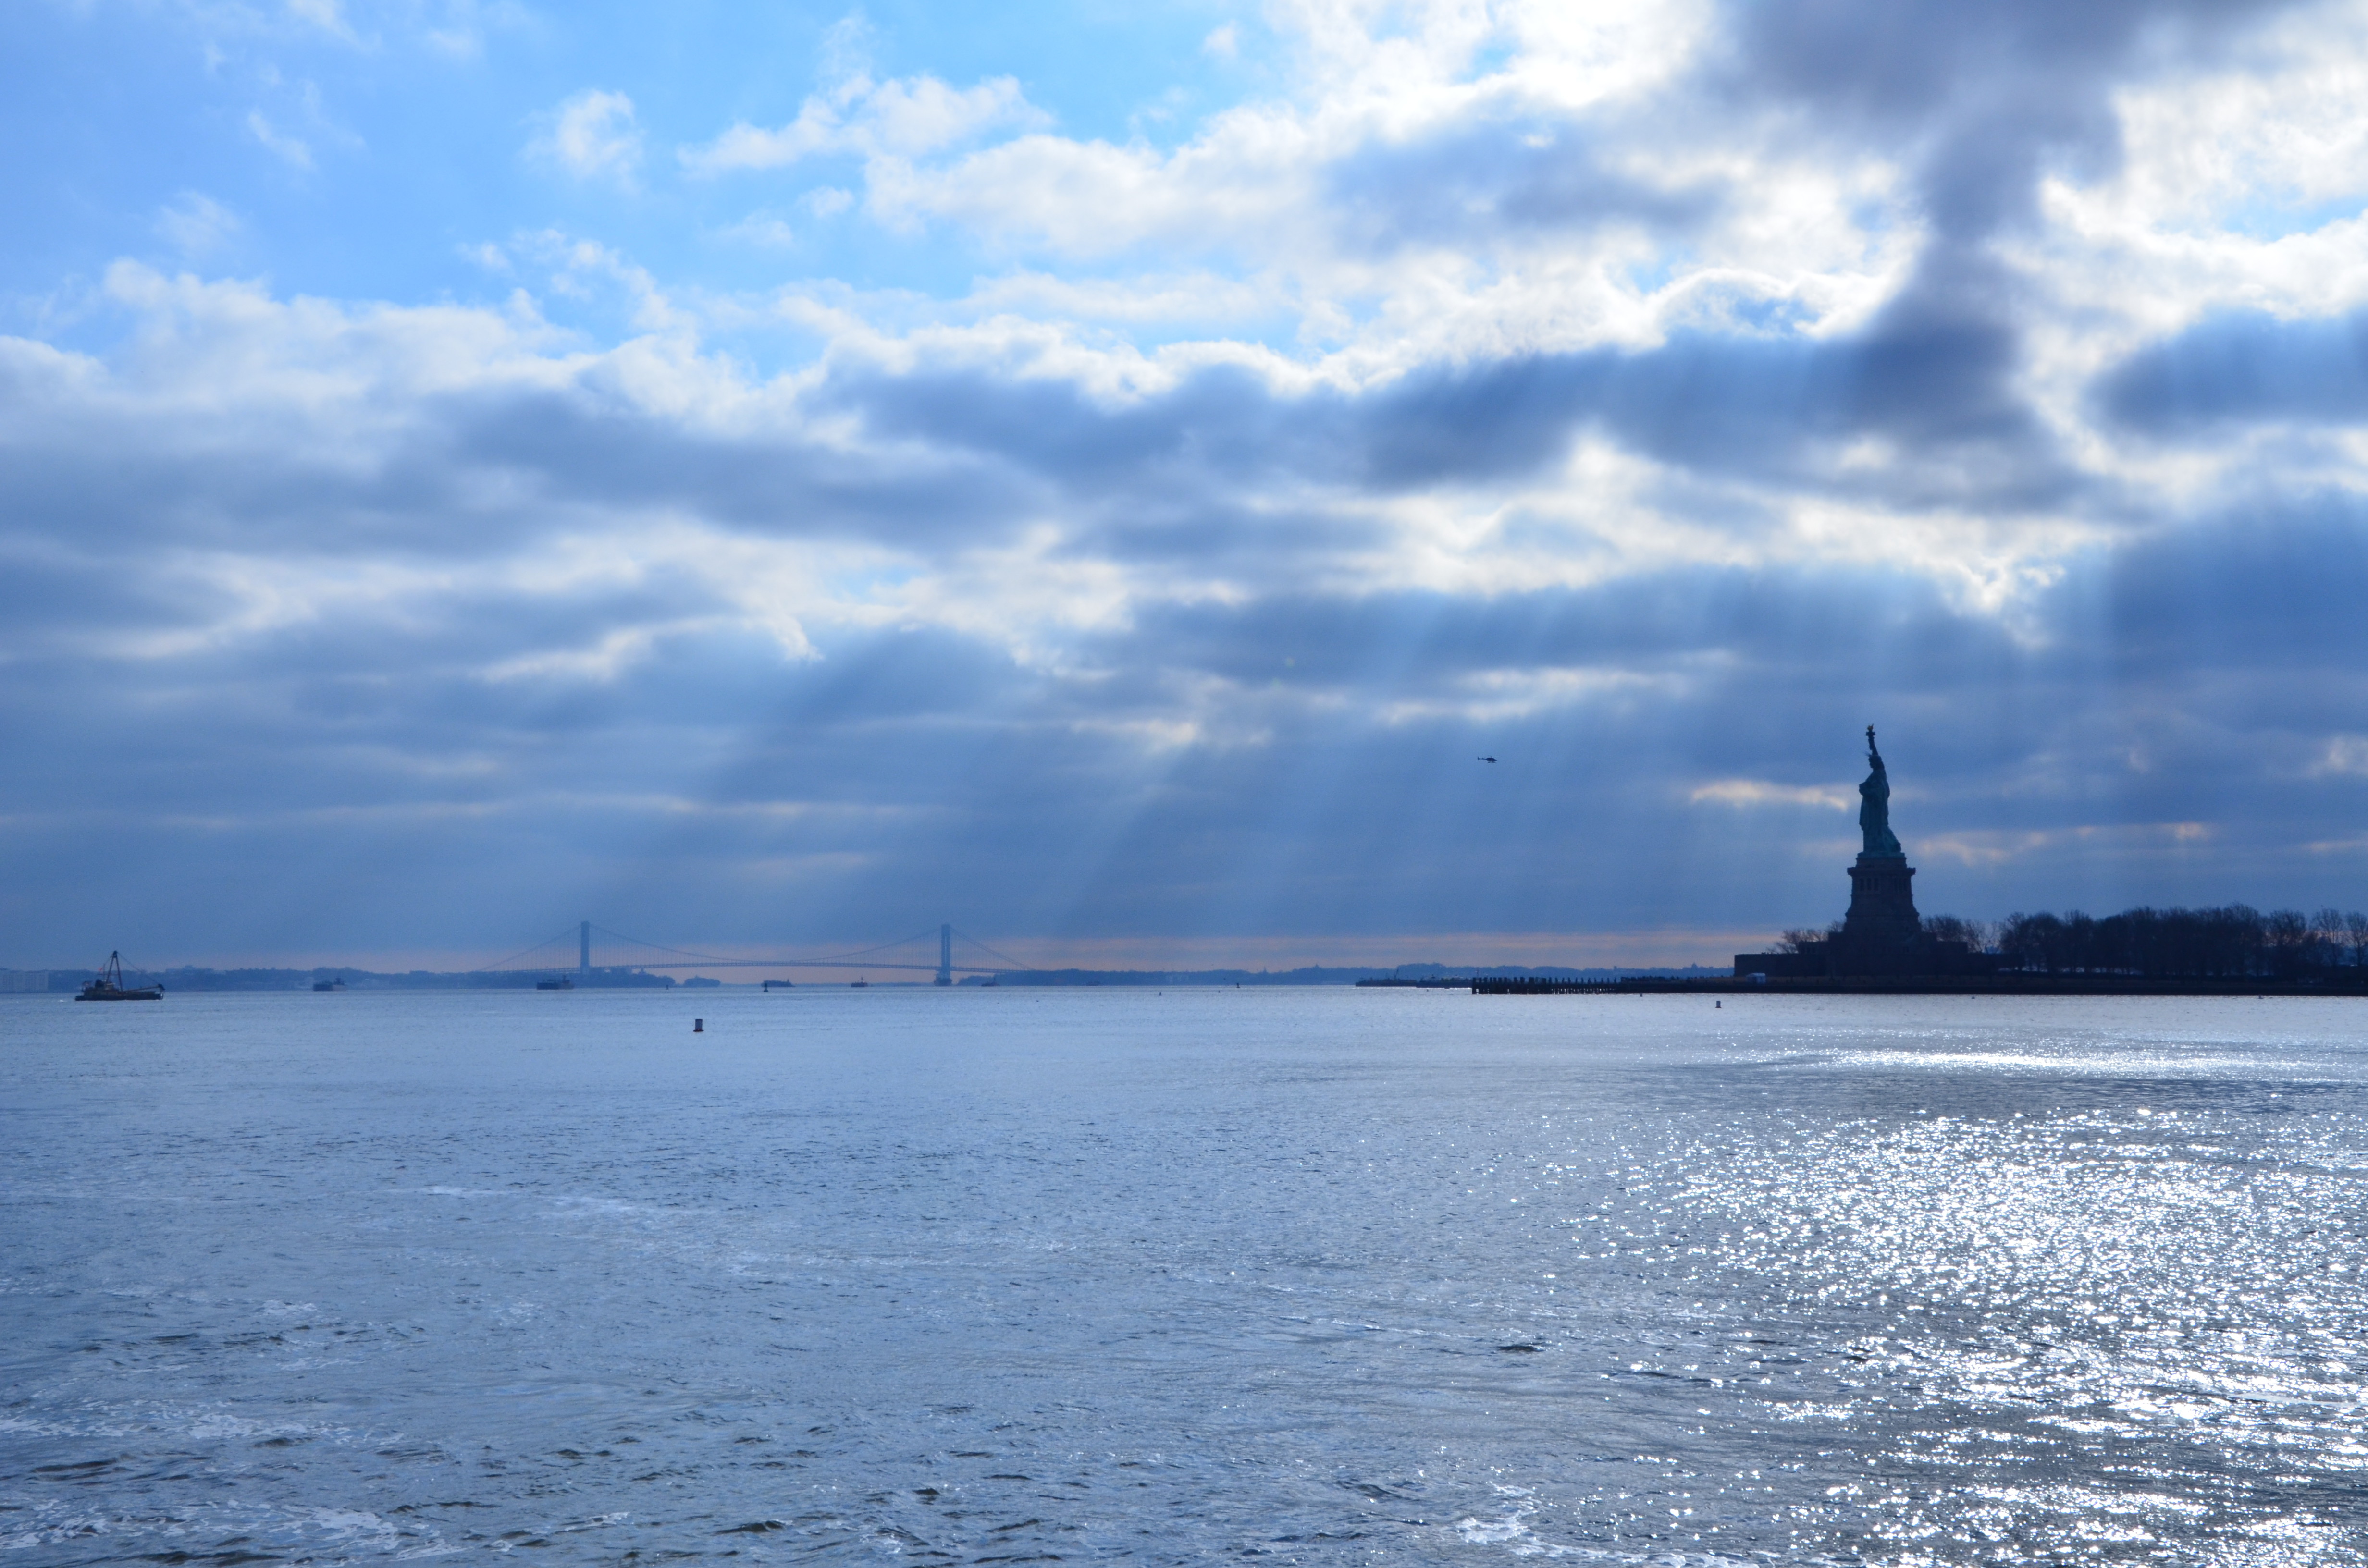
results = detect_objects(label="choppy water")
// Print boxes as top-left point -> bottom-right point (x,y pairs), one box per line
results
5,990 -> 2368,1565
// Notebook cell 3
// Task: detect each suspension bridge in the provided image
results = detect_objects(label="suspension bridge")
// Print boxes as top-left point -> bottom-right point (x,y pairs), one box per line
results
473,923 -> 1037,986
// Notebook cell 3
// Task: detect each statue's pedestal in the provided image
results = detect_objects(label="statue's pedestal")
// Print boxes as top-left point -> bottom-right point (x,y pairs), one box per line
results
1844,856 -> 1917,934
1834,855 -> 1921,973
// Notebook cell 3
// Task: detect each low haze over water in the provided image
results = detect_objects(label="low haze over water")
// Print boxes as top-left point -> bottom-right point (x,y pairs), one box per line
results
5,991 -> 2367,1564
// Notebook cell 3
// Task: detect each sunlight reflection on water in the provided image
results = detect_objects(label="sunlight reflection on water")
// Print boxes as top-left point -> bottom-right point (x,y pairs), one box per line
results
2,991 -> 2365,1564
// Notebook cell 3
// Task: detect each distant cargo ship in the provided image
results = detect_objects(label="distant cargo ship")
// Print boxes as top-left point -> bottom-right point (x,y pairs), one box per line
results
536,976 -> 574,990
312,978 -> 345,992
77,952 -> 162,1001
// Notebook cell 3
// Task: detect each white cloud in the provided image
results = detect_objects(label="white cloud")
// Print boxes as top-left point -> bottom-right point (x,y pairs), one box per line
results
1203,22 -> 1240,59
510,230 -> 687,332
817,10 -> 875,90
283,0 -> 352,37
2309,736 -> 2368,778
679,74 -> 1046,174
531,89 -> 644,188
154,192 -> 241,256
814,9 -> 1905,392
246,110 -> 314,169
1690,780 -> 1854,810
717,213 -> 800,249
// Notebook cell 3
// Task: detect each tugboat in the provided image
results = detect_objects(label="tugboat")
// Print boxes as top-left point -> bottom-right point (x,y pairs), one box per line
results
77,952 -> 163,1001
536,975 -> 575,991
312,977 -> 346,992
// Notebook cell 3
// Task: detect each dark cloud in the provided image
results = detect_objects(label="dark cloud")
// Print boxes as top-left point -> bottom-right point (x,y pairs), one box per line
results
1110,572 -> 2007,691
2098,307 -> 2368,430
442,388 -> 1039,546
1698,0 -> 2313,514
1323,102 -> 1723,251
1727,0 -> 2285,217
0,365 -> 1042,568
838,328 -> 2073,516
11,496 -> 2368,963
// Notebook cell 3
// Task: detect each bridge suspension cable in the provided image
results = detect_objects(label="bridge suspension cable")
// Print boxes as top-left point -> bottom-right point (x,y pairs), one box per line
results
800,930 -> 948,966
474,922 -> 1040,976
606,924 -> 993,971
951,930 -> 1041,972
471,926 -> 582,975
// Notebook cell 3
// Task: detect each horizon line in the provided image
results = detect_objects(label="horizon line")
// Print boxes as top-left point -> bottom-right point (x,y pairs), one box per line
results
2,928 -> 1776,977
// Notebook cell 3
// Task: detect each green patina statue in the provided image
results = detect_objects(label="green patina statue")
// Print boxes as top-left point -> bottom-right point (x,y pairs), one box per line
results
1858,724 -> 1904,859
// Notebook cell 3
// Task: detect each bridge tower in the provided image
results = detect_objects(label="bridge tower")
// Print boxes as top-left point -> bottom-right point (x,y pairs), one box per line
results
936,924 -> 952,986
580,920 -> 591,978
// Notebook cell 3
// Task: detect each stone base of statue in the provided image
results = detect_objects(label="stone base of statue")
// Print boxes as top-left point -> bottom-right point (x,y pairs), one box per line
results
1732,853 -> 2000,980
1832,855 -> 1921,972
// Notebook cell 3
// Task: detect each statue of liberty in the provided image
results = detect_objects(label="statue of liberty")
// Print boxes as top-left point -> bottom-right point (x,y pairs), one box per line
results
1858,725 -> 1904,859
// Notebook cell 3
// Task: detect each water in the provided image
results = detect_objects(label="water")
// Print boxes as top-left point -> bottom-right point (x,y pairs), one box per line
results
4,989 -> 2368,1565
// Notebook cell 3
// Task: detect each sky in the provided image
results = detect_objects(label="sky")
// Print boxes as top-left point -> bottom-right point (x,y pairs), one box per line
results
7,0 -> 2368,971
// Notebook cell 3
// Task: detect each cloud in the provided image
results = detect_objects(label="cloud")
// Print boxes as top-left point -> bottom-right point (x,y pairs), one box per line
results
1323,106 -> 1725,249
531,89 -> 644,187
7,257 -> 2368,957
283,0 -> 352,37
246,109 -> 314,169
817,9 -> 875,87
716,213 -> 800,249
2310,737 -> 2368,778
2097,306 -> 2368,429
1691,780 -> 1853,810
19,0 -> 2368,962
679,74 -> 1046,174
154,192 -> 242,256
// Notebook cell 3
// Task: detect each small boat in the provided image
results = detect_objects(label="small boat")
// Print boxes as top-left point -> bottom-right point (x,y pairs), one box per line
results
77,952 -> 163,1002
536,976 -> 574,991
850,978 -> 868,989
312,978 -> 345,992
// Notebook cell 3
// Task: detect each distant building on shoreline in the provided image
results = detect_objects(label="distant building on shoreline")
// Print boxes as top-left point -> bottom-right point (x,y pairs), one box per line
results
1733,728 -> 1999,980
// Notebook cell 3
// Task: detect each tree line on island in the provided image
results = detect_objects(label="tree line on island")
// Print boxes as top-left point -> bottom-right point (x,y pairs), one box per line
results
1781,906 -> 2368,979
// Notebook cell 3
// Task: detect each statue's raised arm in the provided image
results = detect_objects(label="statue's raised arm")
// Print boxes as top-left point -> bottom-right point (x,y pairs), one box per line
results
1858,725 -> 1904,859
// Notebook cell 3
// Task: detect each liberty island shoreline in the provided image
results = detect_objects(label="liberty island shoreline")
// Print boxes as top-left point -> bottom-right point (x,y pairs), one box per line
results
1468,971 -> 2368,995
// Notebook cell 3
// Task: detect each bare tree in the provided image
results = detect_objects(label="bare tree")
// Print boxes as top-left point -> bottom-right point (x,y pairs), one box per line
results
1924,915 -> 1990,952
2266,909 -> 2312,977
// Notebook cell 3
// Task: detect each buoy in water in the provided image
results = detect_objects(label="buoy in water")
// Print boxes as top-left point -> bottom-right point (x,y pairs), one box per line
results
693,1018 -> 704,1032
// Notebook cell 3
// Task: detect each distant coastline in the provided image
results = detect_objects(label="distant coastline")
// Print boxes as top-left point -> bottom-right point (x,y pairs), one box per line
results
0,961 -> 1732,994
